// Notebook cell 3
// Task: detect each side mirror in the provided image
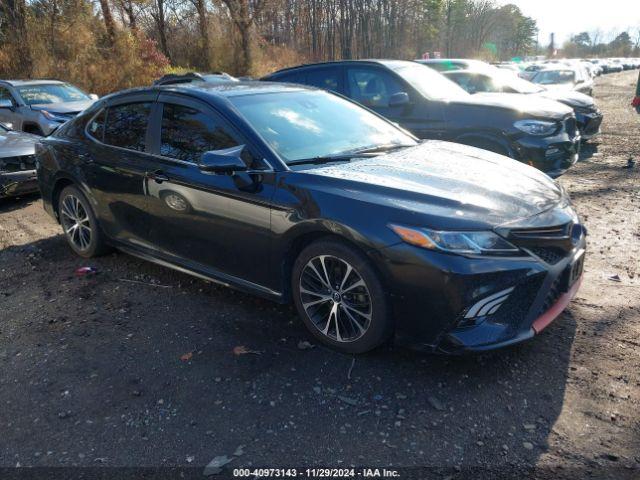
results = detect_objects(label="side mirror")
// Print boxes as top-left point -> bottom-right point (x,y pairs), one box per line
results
388,91 -> 410,108
89,94 -> 99,100
199,145 -> 247,174
0,99 -> 14,110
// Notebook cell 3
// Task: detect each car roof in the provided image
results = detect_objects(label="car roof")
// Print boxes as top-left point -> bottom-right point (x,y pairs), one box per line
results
0,79 -> 66,87
265,59 -> 416,77
101,81 -> 312,104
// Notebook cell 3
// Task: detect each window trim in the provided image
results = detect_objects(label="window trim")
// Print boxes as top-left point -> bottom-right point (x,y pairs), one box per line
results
84,96 -> 156,154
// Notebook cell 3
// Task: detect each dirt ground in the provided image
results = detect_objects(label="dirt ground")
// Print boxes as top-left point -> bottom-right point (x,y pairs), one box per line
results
0,70 -> 639,480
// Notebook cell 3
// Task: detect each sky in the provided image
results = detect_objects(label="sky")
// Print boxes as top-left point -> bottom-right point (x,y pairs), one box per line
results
500,0 -> 640,46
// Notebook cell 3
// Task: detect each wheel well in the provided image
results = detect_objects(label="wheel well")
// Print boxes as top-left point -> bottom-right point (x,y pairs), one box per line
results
51,178 -> 74,222
457,136 -> 510,157
23,123 -> 44,136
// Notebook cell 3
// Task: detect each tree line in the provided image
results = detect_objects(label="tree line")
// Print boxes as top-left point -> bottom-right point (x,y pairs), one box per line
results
0,0 -> 539,94
563,30 -> 640,59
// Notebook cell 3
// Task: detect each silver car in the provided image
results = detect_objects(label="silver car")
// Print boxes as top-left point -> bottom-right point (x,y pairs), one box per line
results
0,122 -> 39,198
0,80 -> 97,136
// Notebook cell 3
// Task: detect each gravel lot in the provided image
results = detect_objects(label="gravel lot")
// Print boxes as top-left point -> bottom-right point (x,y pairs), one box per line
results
1,70 -> 639,480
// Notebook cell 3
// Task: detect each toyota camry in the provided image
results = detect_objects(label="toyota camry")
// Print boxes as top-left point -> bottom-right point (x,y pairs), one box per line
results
36,82 -> 586,354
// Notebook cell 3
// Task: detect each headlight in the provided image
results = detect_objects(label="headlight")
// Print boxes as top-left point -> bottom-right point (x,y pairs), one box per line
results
389,224 -> 520,256
41,110 -> 69,122
514,119 -> 557,136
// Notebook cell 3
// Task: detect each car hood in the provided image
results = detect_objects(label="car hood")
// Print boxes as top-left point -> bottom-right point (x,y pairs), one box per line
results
30,99 -> 95,115
457,92 -> 573,119
537,89 -> 594,108
303,141 -> 563,230
0,129 -> 38,157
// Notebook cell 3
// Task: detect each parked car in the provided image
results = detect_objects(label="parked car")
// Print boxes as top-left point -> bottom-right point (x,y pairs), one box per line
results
35,81 -> 586,354
263,60 -> 580,177
0,80 -> 97,136
153,71 -> 239,86
0,122 -> 39,198
442,68 -> 603,140
529,66 -> 594,96
519,63 -> 546,80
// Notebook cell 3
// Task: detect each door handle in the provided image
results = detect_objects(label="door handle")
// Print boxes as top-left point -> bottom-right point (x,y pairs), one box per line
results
146,170 -> 169,183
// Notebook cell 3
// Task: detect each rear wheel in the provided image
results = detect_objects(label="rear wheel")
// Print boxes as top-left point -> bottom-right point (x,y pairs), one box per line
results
58,185 -> 110,258
292,239 -> 392,354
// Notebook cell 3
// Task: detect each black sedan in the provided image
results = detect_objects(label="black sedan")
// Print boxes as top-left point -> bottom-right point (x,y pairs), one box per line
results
0,122 -> 39,198
36,82 -> 586,354
442,68 -> 603,140
263,60 -> 581,178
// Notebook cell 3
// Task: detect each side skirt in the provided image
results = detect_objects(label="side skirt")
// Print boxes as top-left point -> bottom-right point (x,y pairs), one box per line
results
114,242 -> 285,303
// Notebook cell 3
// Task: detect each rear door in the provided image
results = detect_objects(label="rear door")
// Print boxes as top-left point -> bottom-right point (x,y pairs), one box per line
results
84,93 -> 159,248
143,93 -> 276,289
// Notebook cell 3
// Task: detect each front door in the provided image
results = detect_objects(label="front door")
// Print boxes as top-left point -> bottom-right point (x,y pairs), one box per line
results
144,94 -> 276,290
344,66 -> 445,139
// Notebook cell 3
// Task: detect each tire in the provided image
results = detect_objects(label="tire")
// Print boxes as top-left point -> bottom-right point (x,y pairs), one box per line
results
291,239 -> 392,354
58,185 -> 110,258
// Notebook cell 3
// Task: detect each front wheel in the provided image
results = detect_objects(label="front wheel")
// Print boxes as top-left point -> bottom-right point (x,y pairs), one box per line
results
58,185 -> 110,258
291,239 -> 392,354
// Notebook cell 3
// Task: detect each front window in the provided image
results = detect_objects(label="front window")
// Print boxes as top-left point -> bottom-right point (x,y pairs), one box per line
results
389,62 -> 469,101
16,83 -> 89,106
160,103 -> 239,163
229,89 -> 416,163
531,70 -> 576,85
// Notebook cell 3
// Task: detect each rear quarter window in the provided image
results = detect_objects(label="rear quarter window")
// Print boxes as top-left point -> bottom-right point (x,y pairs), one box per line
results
103,102 -> 151,151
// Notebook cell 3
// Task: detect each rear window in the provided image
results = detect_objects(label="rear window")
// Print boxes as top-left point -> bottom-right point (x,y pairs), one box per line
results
87,109 -> 106,141
103,103 -> 151,151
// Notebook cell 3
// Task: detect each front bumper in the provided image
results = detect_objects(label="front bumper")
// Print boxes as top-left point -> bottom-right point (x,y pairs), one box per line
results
576,111 -> 603,140
371,219 -> 586,354
511,130 -> 581,178
0,170 -> 39,198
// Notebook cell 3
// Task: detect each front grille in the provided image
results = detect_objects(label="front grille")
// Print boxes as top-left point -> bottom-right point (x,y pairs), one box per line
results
564,116 -> 578,138
0,155 -> 36,173
509,223 -> 571,239
507,222 -> 575,262
527,247 -> 565,265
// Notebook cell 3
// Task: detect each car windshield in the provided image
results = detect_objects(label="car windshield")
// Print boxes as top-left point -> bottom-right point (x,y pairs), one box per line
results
391,63 -> 469,101
16,83 -> 89,105
230,89 -> 417,163
531,70 -> 575,85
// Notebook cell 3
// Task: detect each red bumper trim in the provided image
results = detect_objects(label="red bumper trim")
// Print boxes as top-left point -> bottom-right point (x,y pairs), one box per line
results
532,275 -> 583,334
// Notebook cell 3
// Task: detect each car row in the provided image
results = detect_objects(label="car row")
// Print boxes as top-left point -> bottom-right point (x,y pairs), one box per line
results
265,59 -> 581,178
424,61 -> 603,139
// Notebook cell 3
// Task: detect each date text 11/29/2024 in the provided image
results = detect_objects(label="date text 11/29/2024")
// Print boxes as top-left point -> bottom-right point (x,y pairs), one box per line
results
232,468 -> 400,478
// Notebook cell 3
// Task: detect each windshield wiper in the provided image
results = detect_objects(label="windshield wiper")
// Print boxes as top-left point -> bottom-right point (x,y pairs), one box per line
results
288,143 -> 416,166
351,143 -> 415,154
288,152 -> 378,166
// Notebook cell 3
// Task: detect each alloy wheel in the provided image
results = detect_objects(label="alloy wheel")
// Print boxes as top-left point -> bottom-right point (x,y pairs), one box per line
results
60,194 -> 92,251
299,255 -> 372,343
